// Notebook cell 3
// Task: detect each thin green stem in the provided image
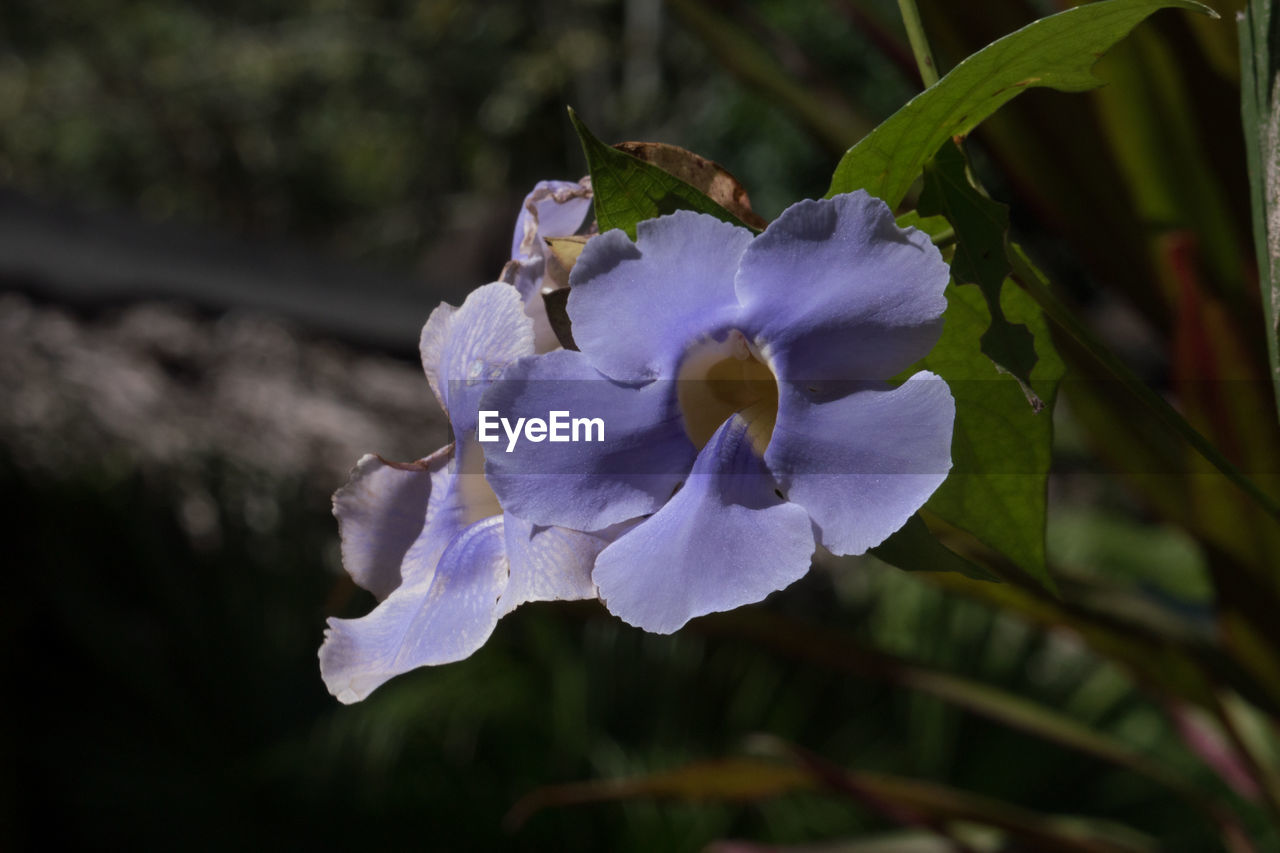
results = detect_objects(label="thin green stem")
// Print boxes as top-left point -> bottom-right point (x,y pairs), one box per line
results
896,0 -> 939,88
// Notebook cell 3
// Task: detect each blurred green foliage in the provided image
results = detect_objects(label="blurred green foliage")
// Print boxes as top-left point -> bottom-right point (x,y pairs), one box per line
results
5,447 -> 1245,850
0,0 -> 635,259
0,0 -> 865,266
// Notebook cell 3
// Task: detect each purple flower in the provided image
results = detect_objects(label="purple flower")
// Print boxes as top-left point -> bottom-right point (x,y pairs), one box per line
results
319,282 -> 611,703
483,191 -> 955,634
500,178 -> 594,353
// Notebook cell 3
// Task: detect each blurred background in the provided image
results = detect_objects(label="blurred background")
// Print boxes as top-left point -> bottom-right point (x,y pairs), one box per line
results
3,0 -> 1273,849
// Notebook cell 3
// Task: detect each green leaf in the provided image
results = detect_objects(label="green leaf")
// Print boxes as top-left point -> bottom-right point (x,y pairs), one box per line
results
505,757 -> 815,828
923,571 -> 1226,713
702,609 -> 1235,833
613,141 -> 769,229
567,108 -> 753,239
1047,508 -> 1212,604
919,141 -> 1039,397
896,210 -> 953,242
896,667 -> 1210,810
895,202 -> 1060,587
918,270 -> 1065,590
513,745 -> 1159,852
1239,0 -> 1280,423
826,0 -> 1216,209
830,768 -> 1158,852
870,513 -> 1000,582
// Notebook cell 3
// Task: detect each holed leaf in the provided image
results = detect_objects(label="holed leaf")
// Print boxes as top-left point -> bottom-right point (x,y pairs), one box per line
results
919,274 -> 1064,590
919,141 -> 1040,403
826,0 -> 1216,209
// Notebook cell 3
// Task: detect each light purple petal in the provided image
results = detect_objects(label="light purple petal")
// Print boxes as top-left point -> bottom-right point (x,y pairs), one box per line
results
482,349 -> 694,531
504,179 -> 594,353
593,414 -> 816,634
568,212 -> 753,382
381,440 -> 498,602
417,437 -> 501,541
319,515 -> 508,704
332,448 -> 451,601
498,516 -> 610,616
509,179 -> 594,264
765,372 -> 954,555
419,282 -> 535,432
507,285 -> 562,356
736,191 -> 948,383
418,302 -> 456,414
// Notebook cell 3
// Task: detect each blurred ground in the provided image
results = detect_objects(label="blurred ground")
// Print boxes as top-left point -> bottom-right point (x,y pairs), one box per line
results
0,292 -> 448,492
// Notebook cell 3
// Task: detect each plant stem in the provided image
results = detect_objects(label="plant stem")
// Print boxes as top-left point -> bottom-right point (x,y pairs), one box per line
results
896,0 -> 939,88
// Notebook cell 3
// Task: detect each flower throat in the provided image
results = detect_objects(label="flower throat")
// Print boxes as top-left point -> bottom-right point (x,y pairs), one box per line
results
676,329 -> 778,456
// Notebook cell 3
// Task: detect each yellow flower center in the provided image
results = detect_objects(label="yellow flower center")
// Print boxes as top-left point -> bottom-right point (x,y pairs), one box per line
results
676,329 -> 778,456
